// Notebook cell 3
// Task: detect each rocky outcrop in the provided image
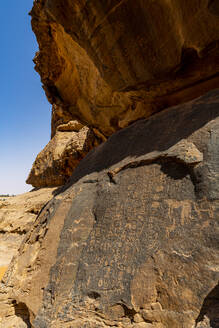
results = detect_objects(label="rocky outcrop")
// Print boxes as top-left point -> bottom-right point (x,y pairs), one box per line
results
0,188 -> 56,328
26,123 -> 101,187
1,90 -> 218,327
0,188 -> 56,281
1,1 -> 218,327
26,0 -> 219,189
30,0 -> 219,138
25,0 -> 219,189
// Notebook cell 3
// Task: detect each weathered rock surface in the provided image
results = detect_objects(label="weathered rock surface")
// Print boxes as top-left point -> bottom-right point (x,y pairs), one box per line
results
26,123 -> 100,187
30,0 -> 219,137
0,188 -> 56,328
1,90 -> 218,327
26,0 -> 219,189
0,188 -> 56,281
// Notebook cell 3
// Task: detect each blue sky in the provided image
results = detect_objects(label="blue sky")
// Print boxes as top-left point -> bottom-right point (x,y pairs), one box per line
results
0,1 -> 51,195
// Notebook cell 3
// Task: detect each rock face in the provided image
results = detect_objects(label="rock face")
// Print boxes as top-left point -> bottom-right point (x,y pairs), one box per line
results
30,0 -> 219,138
1,1 -> 219,327
0,188 -> 56,328
26,0 -> 219,189
0,188 -> 56,280
1,90 -> 218,328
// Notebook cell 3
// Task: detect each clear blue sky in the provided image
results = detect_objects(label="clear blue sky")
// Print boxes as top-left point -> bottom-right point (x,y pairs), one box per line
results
0,1 -> 51,195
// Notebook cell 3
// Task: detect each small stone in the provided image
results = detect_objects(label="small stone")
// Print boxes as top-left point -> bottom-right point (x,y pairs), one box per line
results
57,120 -> 84,132
151,302 -> 162,311
122,317 -> 131,325
134,313 -> 144,323
165,140 -> 203,165
106,304 -> 125,320
133,323 -> 154,328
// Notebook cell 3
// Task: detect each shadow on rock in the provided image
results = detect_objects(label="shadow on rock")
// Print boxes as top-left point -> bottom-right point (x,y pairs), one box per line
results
196,283 -> 219,328
53,89 -> 219,196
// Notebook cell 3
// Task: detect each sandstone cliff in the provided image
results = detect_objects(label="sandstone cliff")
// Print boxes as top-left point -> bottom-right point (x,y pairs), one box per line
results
27,0 -> 219,188
1,1 -> 219,327
31,0 -> 219,135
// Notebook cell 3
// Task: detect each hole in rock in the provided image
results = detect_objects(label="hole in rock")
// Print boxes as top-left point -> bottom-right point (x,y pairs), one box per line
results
177,47 -> 199,75
195,283 -> 219,327
87,291 -> 101,299
14,302 -> 31,328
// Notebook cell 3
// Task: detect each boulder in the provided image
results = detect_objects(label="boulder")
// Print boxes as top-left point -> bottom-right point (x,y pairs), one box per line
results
26,124 -> 100,187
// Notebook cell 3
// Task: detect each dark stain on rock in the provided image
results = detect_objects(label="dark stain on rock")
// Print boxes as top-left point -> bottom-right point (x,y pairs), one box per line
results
208,0 -> 219,16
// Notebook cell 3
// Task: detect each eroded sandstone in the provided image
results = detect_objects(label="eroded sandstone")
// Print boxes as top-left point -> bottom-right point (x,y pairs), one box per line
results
25,0 -> 219,189
0,188 -> 56,327
1,1 -> 219,327
30,0 -> 219,138
0,188 -> 56,280
26,124 -> 100,187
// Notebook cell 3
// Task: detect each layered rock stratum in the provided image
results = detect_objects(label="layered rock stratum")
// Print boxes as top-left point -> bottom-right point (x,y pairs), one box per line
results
1,1 -> 219,327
